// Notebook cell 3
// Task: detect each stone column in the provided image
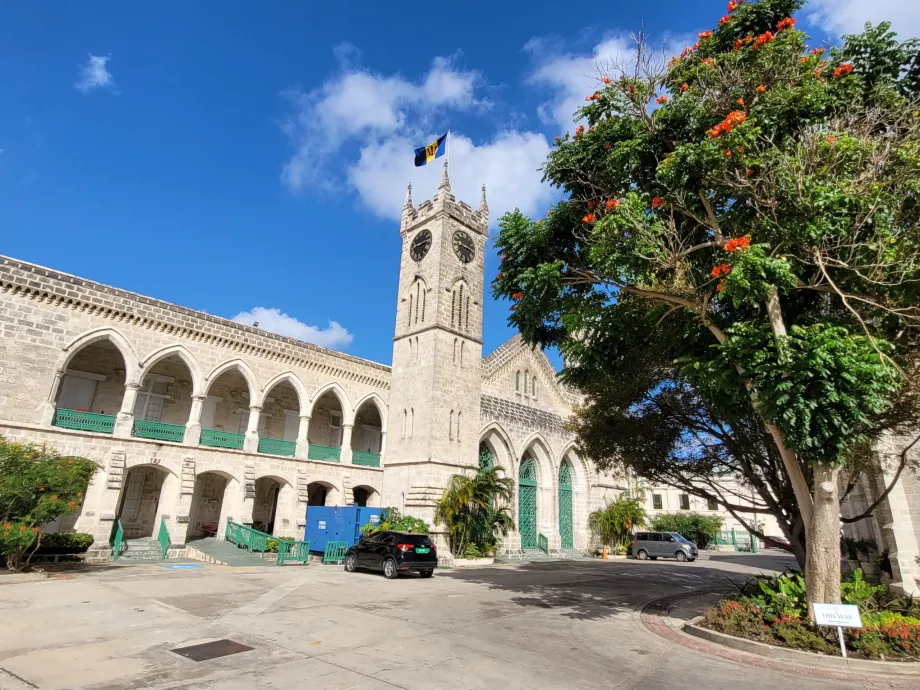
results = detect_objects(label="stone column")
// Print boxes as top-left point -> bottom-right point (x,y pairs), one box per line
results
39,369 -> 66,425
243,405 -> 262,453
341,423 -> 354,465
153,472 -> 182,547
295,415 -> 311,460
274,483 -> 298,539
184,394 -> 206,446
878,469 -> 920,596
217,479 -> 242,539
379,430 -> 387,467
113,382 -> 141,438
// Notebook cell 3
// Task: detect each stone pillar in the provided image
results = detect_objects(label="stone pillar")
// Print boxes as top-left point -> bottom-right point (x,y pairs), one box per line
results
379,430 -> 387,467
161,457 -> 196,546
113,382 -> 140,438
295,415 -> 311,460
341,423 -> 354,465
184,394 -> 206,446
274,483 -> 298,539
217,479 -> 241,539
240,464 -> 256,524
73,465 -> 111,543
879,473 -> 920,596
243,405 -> 262,453
39,369 -> 65,425
153,472 -> 182,545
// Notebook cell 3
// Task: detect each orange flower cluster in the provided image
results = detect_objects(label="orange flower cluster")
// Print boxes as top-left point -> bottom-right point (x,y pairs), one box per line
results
737,97 -> 744,106
582,213 -> 596,223
734,38 -> 744,50
698,30 -> 713,40
753,31 -> 775,50
681,83 -> 689,92
708,110 -> 747,138
724,150 -> 733,158
702,58 -> 715,67
827,135 -> 837,144
810,47 -> 825,56
651,196 -> 664,209
585,92 -> 600,101
605,199 -> 620,210
756,84 -> 767,93
602,76 -> 612,84
656,95 -> 669,104
711,263 -> 731,278
511,292 -> 524,300
574,124 -> 585,139
727,0 -> 742,11
718,15 -> 732,26
724,235 -> 751,252
776,17 -> 795,32
834,63 -> 854,78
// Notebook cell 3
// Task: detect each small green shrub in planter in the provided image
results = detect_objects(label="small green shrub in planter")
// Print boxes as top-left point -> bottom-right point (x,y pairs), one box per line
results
850,612 -> 920,658
265,537 -> 294,553
463,544 -> 483,559
34,533 -> 93,554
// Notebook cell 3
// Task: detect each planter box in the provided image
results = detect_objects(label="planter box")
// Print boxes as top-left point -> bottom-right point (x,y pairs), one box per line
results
452,557 -> 494,568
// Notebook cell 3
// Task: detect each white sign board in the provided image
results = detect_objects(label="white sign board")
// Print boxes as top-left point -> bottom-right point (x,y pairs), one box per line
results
318,520 -> 326,529
812,604 -> 862,628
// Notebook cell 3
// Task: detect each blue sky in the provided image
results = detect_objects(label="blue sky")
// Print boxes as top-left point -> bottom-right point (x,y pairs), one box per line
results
1,0 -> 915,366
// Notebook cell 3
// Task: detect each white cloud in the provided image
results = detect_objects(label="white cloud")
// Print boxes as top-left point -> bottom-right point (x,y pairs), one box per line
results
348,130 -> 554,222
280,53 -> 484,192
232,307 -> 354,350
74,54 -> 117,94
807,0 -> 920,39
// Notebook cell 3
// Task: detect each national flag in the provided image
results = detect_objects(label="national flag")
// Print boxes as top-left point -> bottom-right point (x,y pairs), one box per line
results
414,133 -> 447,167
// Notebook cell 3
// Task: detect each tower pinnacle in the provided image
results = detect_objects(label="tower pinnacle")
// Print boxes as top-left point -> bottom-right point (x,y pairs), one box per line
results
438,161 -> 451,194
479,184 -> 489,215
404,183 -> 413,209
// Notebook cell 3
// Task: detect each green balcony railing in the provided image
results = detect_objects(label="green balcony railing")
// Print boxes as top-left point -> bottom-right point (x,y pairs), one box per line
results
258,437 -> 296,457
53,408 -> 116,434
133,419 -> 185,443
200,429 -> 245,450
308,444 -> 341,462
352,451 -> 381,467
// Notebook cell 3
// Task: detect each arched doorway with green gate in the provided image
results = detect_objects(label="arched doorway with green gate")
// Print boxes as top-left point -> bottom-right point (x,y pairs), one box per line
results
518,454 -> 538,549
558,460 -> 574,549
479,442 -> 494,471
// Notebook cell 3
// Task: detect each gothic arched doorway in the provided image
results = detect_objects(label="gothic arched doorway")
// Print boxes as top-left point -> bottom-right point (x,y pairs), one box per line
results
518,455 -> 538,549
558,460 -> 574,549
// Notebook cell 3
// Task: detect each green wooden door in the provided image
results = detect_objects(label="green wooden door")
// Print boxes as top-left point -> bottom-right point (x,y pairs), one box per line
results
558,461 -> 574,549
518,456 -> 537,549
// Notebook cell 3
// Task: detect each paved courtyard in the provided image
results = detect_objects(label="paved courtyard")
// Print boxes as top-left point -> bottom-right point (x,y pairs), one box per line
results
0,552 -> 908,689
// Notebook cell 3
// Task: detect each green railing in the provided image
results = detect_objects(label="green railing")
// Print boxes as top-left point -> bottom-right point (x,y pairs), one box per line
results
53,408 -> 116,434
224,519 -> 272,557
322,540 -> 348,564
157,516 -> 170,560
110,519 -> 124,562
538,533 -> 549,555
352,451 -> 381,467
200,429 -> 245,450
277,540 -> 311,566
133,419 -> 186,443
308,444 -> 341,463
258,437 -> 296,457
712,529 -> 757,552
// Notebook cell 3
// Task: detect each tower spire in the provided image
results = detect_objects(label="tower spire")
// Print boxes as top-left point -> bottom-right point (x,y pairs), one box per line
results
438,160 -> 451,194
404,183 -> 413,210
479,184 -> 489,215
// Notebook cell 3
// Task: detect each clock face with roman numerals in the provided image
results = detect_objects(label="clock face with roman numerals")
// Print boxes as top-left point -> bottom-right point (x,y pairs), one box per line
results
452,230 -> 475,264
410,229 -> 432,261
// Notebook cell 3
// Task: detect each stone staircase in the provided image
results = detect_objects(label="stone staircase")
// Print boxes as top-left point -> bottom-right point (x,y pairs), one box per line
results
116,538 -> 166,563
184,537 -> 275,567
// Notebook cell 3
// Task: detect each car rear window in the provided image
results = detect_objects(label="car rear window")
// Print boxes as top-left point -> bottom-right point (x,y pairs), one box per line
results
390,533 -> 432,545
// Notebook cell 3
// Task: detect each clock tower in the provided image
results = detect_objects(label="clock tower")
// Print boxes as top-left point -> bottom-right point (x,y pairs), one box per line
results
382,163 -> 489,530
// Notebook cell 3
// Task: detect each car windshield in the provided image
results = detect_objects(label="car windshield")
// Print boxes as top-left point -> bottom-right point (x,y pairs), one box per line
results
672,534 -> 693,545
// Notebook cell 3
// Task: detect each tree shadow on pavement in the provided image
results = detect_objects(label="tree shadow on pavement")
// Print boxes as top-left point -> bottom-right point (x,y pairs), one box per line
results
439,559 -> 743,621
703,552 -> 799,571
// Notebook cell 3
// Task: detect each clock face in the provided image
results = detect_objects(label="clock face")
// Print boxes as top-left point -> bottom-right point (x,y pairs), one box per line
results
452,230 -> 475,264
409,229 -> 432,261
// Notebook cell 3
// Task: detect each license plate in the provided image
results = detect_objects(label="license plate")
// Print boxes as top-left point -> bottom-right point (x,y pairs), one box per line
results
415,547 -> 430,554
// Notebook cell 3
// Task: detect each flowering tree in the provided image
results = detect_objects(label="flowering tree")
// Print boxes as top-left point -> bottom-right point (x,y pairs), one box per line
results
494,0 -> 920,610
0,438 -> 96,571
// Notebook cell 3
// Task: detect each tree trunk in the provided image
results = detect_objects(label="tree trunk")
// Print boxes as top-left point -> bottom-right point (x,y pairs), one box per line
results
806,463 -> 842,610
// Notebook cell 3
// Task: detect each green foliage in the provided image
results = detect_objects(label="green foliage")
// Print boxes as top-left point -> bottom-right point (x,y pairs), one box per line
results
588,494 -> 647,548
265,537 -> 294,553
33,532 -> 94,554
434,465 -> 514,556
362,508 -> 430,536
463,543 -> 484,559
0,438 -> 96,571
850,611 -> 920,657
841,535 -> 878,561
650,513 -> 723,548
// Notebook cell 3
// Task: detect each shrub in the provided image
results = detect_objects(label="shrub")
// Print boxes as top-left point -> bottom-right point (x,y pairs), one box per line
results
265,537 -> 294,553
463,543 -> 483,559
850,612 -> 920,658
650,513 -> 722,548
34,533 -> 93,554
703,600 -> 769,641
362,508 -> 430,536
589,494 -> 647,549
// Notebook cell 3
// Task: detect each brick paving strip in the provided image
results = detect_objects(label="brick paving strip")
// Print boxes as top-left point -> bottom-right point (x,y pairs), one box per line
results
638,589 -> 918,689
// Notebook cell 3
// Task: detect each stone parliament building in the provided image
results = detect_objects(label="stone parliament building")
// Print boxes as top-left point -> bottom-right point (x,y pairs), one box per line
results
0,166 -> 917,589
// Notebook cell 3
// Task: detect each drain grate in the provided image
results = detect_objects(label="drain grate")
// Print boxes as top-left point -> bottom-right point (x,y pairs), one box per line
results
170,639 -> 253,662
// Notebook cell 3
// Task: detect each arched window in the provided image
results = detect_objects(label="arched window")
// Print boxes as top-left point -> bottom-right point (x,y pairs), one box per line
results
453,338 -> 458,365
451,290 -> 458,328
451,281 -> 470,332
407,294 -> 413,328
532,376 -> 537,399
415,281 -> 422,325
456,411 -> 461,441
515,371 -> 521,393
449,410 -> 454,440
460,341 -> 465,367
524,370 -> 530,396
421,288 -> 426,322
410,408 -> 415,438
465,292 -> 471,333
403,409 -> 407,438
458,284 -> 465,330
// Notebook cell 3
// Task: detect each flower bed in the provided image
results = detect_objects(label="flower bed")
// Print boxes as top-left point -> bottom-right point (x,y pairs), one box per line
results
701,570 -> 920,660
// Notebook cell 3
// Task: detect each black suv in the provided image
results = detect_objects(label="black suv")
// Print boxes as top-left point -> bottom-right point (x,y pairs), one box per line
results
344,530 -> 438,579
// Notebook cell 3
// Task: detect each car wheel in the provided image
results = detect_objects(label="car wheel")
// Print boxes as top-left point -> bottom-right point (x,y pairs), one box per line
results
382,557 -> 398,579
637,549 -> 649,560
344,553 -> 357,573
420,569 -> 434,578
675,551 -> 687,562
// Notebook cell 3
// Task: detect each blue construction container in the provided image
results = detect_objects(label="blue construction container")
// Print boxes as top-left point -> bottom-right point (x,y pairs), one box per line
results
304,505 -> 384,553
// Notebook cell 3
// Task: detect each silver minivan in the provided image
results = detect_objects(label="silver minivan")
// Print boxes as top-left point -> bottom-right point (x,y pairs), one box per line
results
631,531 -> 698,562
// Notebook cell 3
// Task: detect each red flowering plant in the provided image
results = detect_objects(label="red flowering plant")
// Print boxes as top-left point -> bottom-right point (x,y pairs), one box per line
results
493,0 -> 920,618
0,438 -> 96,571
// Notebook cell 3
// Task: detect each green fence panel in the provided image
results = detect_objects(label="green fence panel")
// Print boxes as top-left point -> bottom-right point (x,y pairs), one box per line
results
322,541 -> 348,564
308,444 -> 341,462
538,533 -> 549,555
157,517 -> 170,560
53,409 -> 116,434
351,451 -> 380,467
133,419 -> 186,443
200,429 -> 245,450
518,456 -> 538,549
110,519 -> 124,562
277,540 -> 311,566
258,437 -> 296,457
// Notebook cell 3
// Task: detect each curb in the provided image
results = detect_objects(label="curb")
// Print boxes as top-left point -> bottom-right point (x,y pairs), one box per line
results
684,620 -> 920,676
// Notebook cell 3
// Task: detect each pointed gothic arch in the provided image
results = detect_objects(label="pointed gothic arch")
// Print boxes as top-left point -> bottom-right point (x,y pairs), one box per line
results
406,276 -> 429,326
204,359 -> 260,401
478,422 -> 514,476
61,327 -> 140,383
308,382 -> 353,425
450,278 -> 472,333
261,371 -> 309,410
352,391 -> 388,430
139,344 -> 205,397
